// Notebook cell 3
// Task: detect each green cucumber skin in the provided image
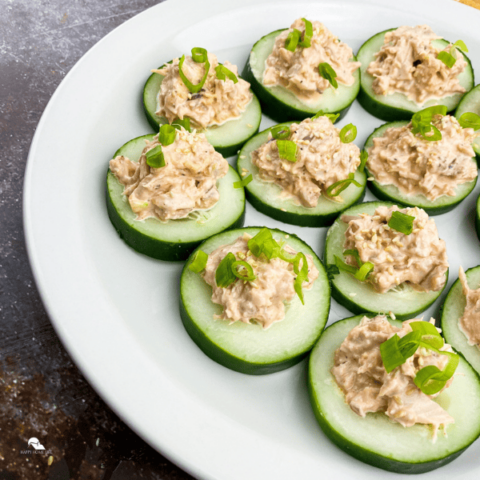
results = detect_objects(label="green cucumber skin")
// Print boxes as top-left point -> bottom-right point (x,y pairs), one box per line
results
308,316 -> 466,474
477,193 -> 480,241
455,84 -> 480,165
242,29 -> 357,123
106,175 -> 246,261
357,29 -> 475,122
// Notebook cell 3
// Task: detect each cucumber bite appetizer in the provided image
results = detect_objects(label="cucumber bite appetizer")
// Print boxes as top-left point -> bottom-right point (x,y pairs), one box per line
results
243,18 -> 361,122
143,48 -> 262,157
180,227 -> 330,374
442,266 -> 480,376
309,314 -> 480,473
357,25 -> 474,121
325,202 -> 448,319
237,115 -> 366,227
455,84 -> 480,163
106,125 -> 245,261
364,106 -> 478,215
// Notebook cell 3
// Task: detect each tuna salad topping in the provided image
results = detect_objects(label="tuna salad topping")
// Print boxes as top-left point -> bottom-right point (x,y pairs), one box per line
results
154,52 -> 252,129
367,115 -> 477,201
458,267 -> 480,347
342,206 -> 448,294
367,25 -> 467,105
202,232 -> 319,328
332,315 -> 456,436
263,18 -> 361,103
251,116 -> 361,208
109,127 -> 228,221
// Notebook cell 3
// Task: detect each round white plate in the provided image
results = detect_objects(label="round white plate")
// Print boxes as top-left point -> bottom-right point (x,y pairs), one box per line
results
24,0 -> 480,478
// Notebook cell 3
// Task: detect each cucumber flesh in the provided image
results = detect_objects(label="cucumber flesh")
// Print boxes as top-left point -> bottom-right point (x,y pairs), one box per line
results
441,265 -> 480,375
237,123 -> 366,227
106,135 -> 245,261
477,193 -> 480,241
143,69 -> 262,157
324,201 -> 447,319
309,315 -> 480,474
455,84 -> 480,161
364,121 -> 477,215
357,29 -> 474,121
180,227 -> 330,374
243,30 -> 360,123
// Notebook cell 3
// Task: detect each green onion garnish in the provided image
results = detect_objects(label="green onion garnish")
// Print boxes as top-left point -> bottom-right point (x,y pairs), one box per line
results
277,140 -> 297,162
437,50 -> 456,68
359,150 -> 368,172
388,211 -> 415,235
341,248 -> 374,282
285,29 -> 302,52
233,174 -> 253,189
453,39 -> 468,52
172,117 -> 191,132
355,262 -> 374,282
271,125 -> 291,140
145,145 -> 165,168
191,47 -> 208,63
215,252 -> 237,288
318,62 -> 338,88
293,252 -> 309,305
458,112 -> 480,130
312,110 -> 340,123
325,173 -> 361,197
231,260 -> 256,282
178,49 -> 210,94
299,18 -> 313,48
188,250 -> 208,273
334,255 -> 358,275
339,123 -> 357,143
413,352 -> 459,395
159,123 -> 176,146
411,105 -> 447,141
215,64 -> 238,84
343,248 -> 362,267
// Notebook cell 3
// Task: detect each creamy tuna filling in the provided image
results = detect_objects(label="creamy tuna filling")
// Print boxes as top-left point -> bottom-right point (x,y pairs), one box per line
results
109,128 -> 228,222
458,267 -> 480,347
368,115 -> 477,201
154,52 -> 252,129
332,315 -> 455,435
263,18 -> 360,103
367,25 -> 466,105
342,206 -> 448,294
251,116 -> 361,208
202,234 -> 319,328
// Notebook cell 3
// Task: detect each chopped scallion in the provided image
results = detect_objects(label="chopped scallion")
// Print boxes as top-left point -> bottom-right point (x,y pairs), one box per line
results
285,29 -> 302,52
172,117 -> 191,132
233,174 -> 253,189
339,123 -> 357,143
159,123 -> 176,146
318,62 -> 338,88
188,250 -> 208,273
325,173 -> 361,197
359,150 -> 368,172
388,211 -> 415,235
277,140 -> 297,162
215,64 -> 238,84
231,260 -> 256,281
271,125 -> 291,140
299,18 -> 313,48
215,252 -> 237,288
458,112 -> 480,130
178,50 -> 210,94
145,145 -> 165,168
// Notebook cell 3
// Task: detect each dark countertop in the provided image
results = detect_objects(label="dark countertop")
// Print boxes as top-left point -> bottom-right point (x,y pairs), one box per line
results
0,1 -> 192,478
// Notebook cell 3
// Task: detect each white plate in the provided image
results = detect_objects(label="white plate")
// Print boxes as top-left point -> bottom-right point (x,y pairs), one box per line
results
24,0 -> 480,478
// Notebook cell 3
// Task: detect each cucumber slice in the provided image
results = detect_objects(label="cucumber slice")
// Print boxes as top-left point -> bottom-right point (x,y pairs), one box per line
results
143,68 -> 262,157
324,201 -> 447,319
106,134 -> 245,261
309,315 -> 480,474
477,193 -> 480,241
441,265 -> 480,375
237,122 -> 366,227
455,84 -> 480,163
180,227 -> 330,374
242,29 -> 360,123
357,29 -> 474,121
364,121 -> 477,215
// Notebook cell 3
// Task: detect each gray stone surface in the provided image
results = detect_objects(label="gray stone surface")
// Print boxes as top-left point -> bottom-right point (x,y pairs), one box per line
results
0,1 -> 193,478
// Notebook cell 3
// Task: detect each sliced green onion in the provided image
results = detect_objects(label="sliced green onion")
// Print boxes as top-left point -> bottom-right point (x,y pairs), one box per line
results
299,18 -> 313,48
318,62 -> 338,88
271,125 -> 291,140
437,50 -> 456,68
411,106 -> 447,141
277,140 -> 297,162
178,52 -> 210,94
312,110 -> 340,123
343,248 -> 363,267
188,250 -> 208,273
355,262 -> 374,281
414,352 -> 459,395
293,252 -> 309,305
145,145 -> 165,168
458,112 -> 480,130
172,117 -> 191,132
359,150 -> 368,172
233,174 -> 253,189
339,123 -> 357,143
191,47 -> 208,63
231,260 -> 256,282
421,124 -> 442,141
388,211 -> 415,235
410,321 -> 444,350
215,64 -> 238,84
159,123 -> 176,146
334,255 -> 358,275
380,334 -> 406,373
285,29 -> 302,52
325,173 -> 361,197
453,39 -> 468,52
215,252 -> 237,288
248,228 -> 276,259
